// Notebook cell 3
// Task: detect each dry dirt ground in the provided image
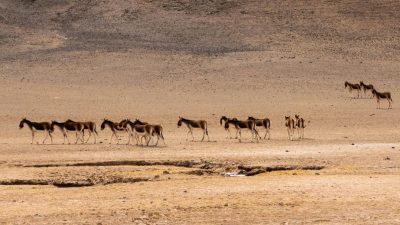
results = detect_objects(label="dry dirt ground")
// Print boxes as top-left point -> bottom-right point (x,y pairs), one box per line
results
1,0 -> 400,224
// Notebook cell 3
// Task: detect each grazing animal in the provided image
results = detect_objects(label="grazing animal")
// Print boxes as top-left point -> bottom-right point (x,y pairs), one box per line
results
177,117 -> 209,142
294,114 -> 306,139
359,81 -> 374,98
345,81 -> 361,98
223,118 -> 259,143
50,120 -> 84,144
19,118 -> 53,144
132,119 -> 165,146
121,119 -> 154,146
285,116 -> 295,141
220,116 -> 238,139
100,119 -> 130,144
248,116 -> 271,140
66,119 -> 98,144
372,89 -> 393,109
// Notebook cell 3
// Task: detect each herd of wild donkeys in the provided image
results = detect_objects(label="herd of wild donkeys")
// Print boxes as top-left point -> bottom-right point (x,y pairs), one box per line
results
345,81 -> 393,108
18,115 -> 307,145
19,81 -> 391,146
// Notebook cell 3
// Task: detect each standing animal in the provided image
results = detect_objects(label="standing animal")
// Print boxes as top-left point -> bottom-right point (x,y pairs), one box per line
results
177,117 -> 209,142
345,81 -> 361,98
285,116 -> 295,141
131,119 -> 165,146
372,89 -> 393,109
223,118 -> 259,143
294,114 -> 306,139
66,119 -> 98,144
359,81 -> 374,98
50,120 -> 84,144
248,116 -> 271,140
100,119 -> 130,144
220,116 -> 238,139
19,118 -> 53,144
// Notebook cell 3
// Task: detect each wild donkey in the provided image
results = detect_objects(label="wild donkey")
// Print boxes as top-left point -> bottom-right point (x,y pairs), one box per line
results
248,116 -> 271,140
224,118 -> 259,143
359,81 -> 374,98
100,119 -> 130,144
66,119 -> 98,144
345,81 -> 361,98
177,117 -> 209,142
220,116 -> 238,139
51,120 -> 84,144
294,114 -> 306,139
19,118 -> 53,144
122,119 -> 155,146
372,89 -> 393,109
285,116 -> 295,141
131,119 -> 165,146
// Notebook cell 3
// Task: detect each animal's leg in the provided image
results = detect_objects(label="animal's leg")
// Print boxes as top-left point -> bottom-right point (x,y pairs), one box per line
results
190,128 -> 194,141
65,131 -> 71,145
109,133 -> 114,144
85,131 -> 92,143
186,129 -> 190,141
49,131 -> 53,144
287,128 -> 291,140
31,131 -> 34,144
42,132 -> 49,144
201,129 -> 205,142
238,130 -> 242,143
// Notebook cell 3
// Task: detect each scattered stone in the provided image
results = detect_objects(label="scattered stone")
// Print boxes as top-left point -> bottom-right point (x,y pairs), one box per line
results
384,157 -> 390,160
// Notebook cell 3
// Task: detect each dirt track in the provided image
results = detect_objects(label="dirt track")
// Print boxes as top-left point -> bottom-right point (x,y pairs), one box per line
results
1,0 -> 400,224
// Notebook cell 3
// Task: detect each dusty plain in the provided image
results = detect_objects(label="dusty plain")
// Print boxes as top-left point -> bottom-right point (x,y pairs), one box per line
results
0,0 -> 400,224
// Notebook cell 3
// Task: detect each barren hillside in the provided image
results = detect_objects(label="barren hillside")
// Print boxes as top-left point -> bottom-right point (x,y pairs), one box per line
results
1,0 -> 400,60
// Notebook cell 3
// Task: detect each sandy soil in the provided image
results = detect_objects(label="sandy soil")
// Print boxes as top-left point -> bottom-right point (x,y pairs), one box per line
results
1,0 -> 400,224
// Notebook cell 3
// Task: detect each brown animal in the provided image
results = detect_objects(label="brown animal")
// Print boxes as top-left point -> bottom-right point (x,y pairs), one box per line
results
372,89 -> 393,109
220,116 -> 238,139
101,119 -> 130,144
66,119 -> 98,144
224,118 -> 259,143
50,120 -> 84,144
294,114 -> 306,139
285,116 -> 295,141
345,81 -> 361,98
132,119 -> 165,146
248,116 -> 271,140
177,117 -> 209,142
122,119 -> 154,146
359,81 -> 374,98
19,118 -> 53,144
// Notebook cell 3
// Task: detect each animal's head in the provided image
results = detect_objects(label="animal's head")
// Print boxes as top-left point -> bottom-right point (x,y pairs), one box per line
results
295,114 -> 299,119
50,121 -> 57,130
19,118 -> 27,129
177,117 -> 182,127
344,81 -> 348,88
285,116 -> 290,121
224,121 -> 229,129
100,119 -> 107,130
372,89 -> 377,97
220,116 -> 227,125
360,81 -> 364,86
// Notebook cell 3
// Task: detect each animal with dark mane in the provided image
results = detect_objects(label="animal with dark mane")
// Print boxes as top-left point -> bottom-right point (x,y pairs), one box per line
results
220,116 -> 238,139
372,89 -> 393,109
345,81 -> 361,98
66,119 -> 98,144
19,118 -> 53,144
285,116 -> 295,141
131,119 -> 165,146
223,118 -> 259,143
248,116 -> 271,140
100,119 -> 130,144
50,120 -> 84,144
294,114 -> 306,139
121,119 -> 154,146
177,117 -> 209,141
359,81 -> 374,98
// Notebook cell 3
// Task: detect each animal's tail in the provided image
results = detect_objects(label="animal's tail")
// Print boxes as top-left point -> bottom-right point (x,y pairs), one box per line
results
94,124 -> 98,135
264,119 -> 271,129
206,123 -> 209,135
